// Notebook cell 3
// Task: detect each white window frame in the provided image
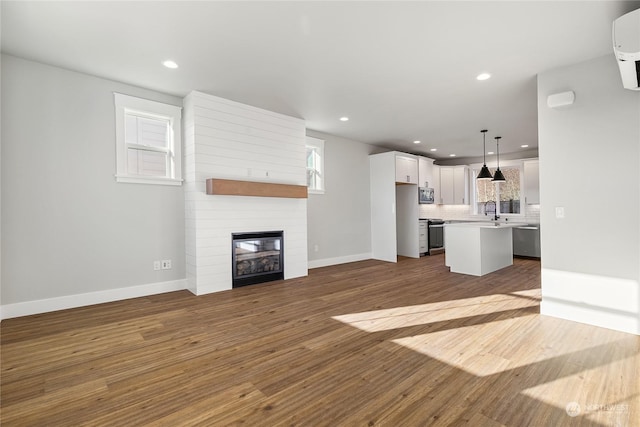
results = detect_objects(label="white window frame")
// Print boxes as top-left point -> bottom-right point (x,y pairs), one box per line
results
470,159 -> 524,218
306,136 -> 325,194
114,93 -> 183,186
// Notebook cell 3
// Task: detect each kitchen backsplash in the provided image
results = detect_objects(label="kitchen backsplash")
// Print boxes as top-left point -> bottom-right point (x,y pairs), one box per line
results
419,203 -> 540,224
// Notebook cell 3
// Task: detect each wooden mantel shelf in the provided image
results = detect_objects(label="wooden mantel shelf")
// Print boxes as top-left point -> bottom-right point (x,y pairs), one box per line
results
206,178 -> 308,199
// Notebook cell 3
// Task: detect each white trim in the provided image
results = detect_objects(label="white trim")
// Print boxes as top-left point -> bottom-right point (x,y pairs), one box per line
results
306,136 -> 325,193
308,253 -> 372,269
115,175 -> 183,186
541,268 -> 639,335
188,283 -> 230,296
114,93 -> 182,185
0,279 -> 187,320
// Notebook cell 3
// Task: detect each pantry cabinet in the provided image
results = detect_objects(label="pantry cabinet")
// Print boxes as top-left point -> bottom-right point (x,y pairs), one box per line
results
370,151 -> 420,262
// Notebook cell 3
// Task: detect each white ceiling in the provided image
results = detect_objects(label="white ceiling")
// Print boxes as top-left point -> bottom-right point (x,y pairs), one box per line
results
2,1 -> 638,160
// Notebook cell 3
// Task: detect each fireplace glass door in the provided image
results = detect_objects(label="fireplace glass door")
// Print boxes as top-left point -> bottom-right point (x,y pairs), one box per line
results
232,231 -> 284,288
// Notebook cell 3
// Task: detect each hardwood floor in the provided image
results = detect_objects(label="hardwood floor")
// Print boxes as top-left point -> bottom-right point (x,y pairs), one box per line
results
1,255 -> 638,426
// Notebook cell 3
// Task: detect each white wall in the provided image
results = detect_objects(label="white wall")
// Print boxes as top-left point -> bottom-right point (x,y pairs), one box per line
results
1,55 -> 186,318
183,91 -> 307,294
537,54 -> 640,334
306,130 -> 377,268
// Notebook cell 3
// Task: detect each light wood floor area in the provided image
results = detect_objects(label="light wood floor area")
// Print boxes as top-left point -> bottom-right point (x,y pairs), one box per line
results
1,255 -> 639,426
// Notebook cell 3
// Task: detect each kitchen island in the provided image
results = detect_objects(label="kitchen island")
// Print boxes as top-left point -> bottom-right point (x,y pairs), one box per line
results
444,222 -> 527,276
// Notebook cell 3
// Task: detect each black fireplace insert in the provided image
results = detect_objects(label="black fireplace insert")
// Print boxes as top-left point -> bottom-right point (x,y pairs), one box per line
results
231,231 -> 284,288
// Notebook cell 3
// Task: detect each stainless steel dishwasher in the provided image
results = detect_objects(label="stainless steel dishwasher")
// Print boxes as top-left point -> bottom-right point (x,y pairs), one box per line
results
513,225 -> 541,258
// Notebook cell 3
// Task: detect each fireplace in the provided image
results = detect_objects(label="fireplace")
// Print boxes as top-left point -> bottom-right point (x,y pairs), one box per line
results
232,231 -> 284,288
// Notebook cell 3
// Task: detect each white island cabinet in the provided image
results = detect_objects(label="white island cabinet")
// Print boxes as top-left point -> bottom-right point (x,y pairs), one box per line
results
445,222 -> 527,276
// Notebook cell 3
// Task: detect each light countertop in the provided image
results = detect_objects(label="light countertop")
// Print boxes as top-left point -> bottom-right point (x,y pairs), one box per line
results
445,222 -> 529,229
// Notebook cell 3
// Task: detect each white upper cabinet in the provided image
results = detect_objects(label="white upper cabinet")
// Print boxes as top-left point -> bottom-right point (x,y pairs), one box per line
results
438,165 -> 469,205
453,166 -> 469,205
524,159 -> 540,204
418,157 -> 434,187
439,167 -> 454,204
432,164 -> 441,205
419,157 -> 440,203
395,154 -> 418,184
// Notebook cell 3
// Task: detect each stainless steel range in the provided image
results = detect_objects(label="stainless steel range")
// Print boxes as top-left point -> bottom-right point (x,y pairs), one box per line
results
422,218 -> 445,255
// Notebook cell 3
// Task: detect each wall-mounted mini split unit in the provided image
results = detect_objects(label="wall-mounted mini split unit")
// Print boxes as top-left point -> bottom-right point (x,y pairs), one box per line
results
613,8 -> 640,90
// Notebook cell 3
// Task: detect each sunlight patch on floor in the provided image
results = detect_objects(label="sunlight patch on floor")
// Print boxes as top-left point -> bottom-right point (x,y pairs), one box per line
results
520,354 -> 639,426
392,315 -> 535,376
391,314 -> 627,377
331,290 -> 540,333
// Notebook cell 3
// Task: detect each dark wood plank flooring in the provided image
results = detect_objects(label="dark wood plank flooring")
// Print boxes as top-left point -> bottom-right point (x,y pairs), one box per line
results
1,255 -> 638,426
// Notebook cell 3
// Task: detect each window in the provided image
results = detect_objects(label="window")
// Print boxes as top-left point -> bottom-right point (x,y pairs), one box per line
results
114,93 -> 182,185
473,164 -> 523,216
306,136 -> 325,194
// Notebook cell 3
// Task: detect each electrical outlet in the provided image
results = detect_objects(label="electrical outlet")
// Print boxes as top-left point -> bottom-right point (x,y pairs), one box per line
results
161,259 -> 172,270
153,261 -> 161,271
555,206 -> 565,219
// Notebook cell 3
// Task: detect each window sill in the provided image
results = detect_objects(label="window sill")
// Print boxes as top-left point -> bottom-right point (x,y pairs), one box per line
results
115,175 -> 183,186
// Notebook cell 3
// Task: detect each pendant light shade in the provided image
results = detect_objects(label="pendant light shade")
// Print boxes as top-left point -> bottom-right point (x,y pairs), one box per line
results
477,129 -> 493,180
492,136 -> 506,182
478,165 -> 493,180
492,168 -> 506,181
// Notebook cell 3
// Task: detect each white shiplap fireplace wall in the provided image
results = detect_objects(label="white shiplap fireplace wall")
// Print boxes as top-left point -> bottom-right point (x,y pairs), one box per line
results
183,91 -> 308,295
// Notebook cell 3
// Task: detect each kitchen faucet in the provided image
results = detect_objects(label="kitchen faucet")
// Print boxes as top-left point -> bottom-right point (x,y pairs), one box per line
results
484,200 -> 500,221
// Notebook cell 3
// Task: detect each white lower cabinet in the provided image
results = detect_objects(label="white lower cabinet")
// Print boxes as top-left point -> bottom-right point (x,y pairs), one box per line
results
419,221 -> 428,255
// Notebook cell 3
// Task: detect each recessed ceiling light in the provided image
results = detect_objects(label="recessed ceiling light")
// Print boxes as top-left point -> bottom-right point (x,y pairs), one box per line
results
430,148 -> 437,152
521,144 -> 529,148
449,154 -> 456,157
162,60 -> 179,69
413,140 -> 421,144
339,117 -> 349,122
476,73 -> 491,81
487,151 -> 494,155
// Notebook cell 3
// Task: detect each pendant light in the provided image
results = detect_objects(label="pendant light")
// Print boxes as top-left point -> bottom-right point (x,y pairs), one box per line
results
492,136 -> 506,182
476,129 -> 493,180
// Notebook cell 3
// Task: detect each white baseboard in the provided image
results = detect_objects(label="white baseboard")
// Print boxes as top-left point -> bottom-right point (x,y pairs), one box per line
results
0,279 -> 187,320
308,253 -> 372,270
541,268 -> 639,335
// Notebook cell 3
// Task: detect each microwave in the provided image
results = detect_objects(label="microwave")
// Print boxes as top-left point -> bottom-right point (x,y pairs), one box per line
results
419,187 -> 435,204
